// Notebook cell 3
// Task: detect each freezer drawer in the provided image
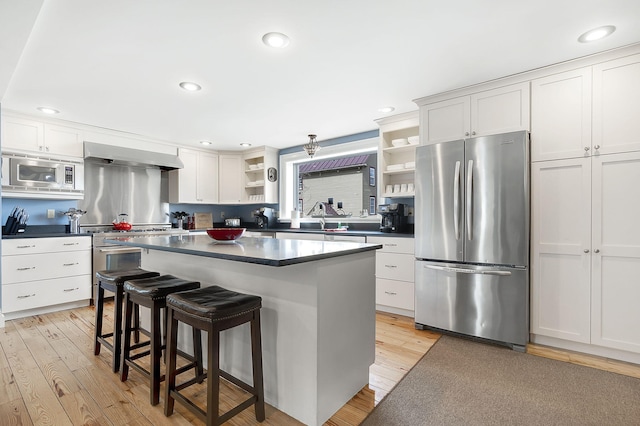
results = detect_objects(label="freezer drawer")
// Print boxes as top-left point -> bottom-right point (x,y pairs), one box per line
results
415,261 -> 529,347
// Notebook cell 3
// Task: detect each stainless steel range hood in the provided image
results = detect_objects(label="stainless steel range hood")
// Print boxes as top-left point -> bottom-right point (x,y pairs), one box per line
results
84,142 -> 183,170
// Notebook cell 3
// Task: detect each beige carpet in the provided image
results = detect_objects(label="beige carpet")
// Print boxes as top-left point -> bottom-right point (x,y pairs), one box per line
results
363,335 -> 640,425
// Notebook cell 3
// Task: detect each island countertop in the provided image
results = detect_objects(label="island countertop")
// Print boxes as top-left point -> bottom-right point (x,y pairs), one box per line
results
105,234 -> 382,266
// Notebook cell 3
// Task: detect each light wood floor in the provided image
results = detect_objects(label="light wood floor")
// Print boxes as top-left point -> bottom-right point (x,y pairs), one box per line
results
0,304 -> 439,425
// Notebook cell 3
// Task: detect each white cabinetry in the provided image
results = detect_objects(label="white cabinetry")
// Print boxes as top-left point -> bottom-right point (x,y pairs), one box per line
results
367,236 -> 414,316
243,147 -> 278,204
1,115 -> 84,157
593,53 -> 640,155
418,82 -> 530,144
532,138 -> 640,357
168,148 -> 219,204
531,158 -> 592,343
1,237 -> 92,324
218,153 -> 243,203
375,111 -> 418,198
275,232 -> 324,241
531,68 -> 592,161
590,152 -> 640,353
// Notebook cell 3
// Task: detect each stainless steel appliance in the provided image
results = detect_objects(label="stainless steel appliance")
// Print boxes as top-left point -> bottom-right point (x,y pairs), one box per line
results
378,203 -> 407,233
414,130 -> 530,350
1,151 -> 84,198
85,225 -> 188,302
253,207 -> 273,228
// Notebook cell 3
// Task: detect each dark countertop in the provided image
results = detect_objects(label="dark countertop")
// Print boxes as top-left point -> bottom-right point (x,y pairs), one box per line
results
2,225 -> 92,239
265,228 -> 414,238
105,234 -> 382,267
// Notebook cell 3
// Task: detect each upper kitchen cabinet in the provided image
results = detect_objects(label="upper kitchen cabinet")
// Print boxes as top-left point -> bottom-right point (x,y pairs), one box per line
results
168,148 -> 218,204
531,68 -> 592,162
417,82 -> 530,144
1,114 -> 84,158
593,53 -> 640,155
243,147 -> 278,204
218,153 -> 243,203
375,111 -> 419,198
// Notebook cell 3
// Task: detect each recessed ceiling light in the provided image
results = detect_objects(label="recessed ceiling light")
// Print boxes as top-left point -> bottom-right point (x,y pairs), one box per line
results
240,143 -> 252,147
200,140 -> 212,146
262,32 -> 290,48
578,25 -> 616,43
37,106 -> 60,114
378,106 -> 395,113
179,81 -> 202,91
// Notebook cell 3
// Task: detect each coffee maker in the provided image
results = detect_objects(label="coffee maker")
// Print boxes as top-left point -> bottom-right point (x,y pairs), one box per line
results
253,207 -> 273,229
378,203 -> 408,233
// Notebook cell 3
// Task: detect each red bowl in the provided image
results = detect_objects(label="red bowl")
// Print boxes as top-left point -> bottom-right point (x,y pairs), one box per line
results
206,228 -> 245,241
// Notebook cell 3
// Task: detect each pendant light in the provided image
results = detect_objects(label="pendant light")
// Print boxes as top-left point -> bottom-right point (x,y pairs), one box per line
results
304,134 -> 320,157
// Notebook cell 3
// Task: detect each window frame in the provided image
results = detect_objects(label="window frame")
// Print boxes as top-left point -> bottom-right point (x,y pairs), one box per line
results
278,136 -> 379,221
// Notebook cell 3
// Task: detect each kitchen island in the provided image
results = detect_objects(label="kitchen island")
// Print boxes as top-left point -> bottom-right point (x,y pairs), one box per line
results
105,234 -> 381,426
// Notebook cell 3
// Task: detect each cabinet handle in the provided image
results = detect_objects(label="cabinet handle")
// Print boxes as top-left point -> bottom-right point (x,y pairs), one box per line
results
584,147 -> 590,151
384,291 -> 397,296
594,145 -> 601,150
594,249 -> 600,253
465,132 -> 470,136
63,288 -> 79,292
384,264 -> 398,269
471,131 -> 476,136
17,267 -> 35,271
17,294 -> 36,299
63,242 -> 79,246
584,249 -> 590,253
63,262 -> 79,266
16,245 -> 36,249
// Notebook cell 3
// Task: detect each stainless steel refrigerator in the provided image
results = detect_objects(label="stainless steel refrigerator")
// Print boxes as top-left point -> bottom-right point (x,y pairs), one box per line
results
414,130 -> 530,350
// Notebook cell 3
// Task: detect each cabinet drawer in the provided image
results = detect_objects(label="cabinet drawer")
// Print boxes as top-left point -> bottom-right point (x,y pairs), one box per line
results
324,234 -> 366,242
375,252 -> 415,282
376,278 -> 414,311
2,251 -> 91,284
2,237 -> 91,255
367,236 -> 414,254
2,275 -> 91,313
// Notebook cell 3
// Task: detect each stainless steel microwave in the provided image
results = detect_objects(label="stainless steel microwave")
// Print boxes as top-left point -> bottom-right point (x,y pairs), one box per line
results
1,152 -> 84,198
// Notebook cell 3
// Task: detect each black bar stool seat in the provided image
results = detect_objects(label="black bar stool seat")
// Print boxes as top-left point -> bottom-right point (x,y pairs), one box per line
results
120,274 -> 202,406
94,268 -> 160,373
164,285 -> 266,425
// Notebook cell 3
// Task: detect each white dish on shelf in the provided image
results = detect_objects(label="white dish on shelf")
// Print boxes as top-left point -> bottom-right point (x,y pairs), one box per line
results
404,161 -> 415,169
391,138 -> 408,147
387,164 -> 405,171
407,136 -> 419,145
248,164 -> 259,170
257,162 -> 264,168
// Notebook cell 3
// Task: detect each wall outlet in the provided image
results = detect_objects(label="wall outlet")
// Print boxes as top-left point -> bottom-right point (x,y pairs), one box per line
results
220,211 -> 225,219
407,207 -> 414,216
47,209 -> 55,219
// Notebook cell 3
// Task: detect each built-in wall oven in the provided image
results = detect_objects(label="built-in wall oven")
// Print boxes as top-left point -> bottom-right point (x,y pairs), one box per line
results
86,227 -> 188,302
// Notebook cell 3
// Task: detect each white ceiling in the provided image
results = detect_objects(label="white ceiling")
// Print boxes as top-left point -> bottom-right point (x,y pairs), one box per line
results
2,0 -> 640,151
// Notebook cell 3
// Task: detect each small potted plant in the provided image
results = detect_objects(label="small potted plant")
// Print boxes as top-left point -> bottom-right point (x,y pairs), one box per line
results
172,211 -> 189,229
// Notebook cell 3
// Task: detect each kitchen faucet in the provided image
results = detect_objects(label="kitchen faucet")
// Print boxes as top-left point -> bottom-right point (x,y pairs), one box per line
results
319,216 -> 325,230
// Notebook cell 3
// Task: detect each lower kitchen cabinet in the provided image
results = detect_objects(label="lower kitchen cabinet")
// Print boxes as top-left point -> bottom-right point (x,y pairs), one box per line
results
531,151 -> 640,361
1,236 -> 92,324
367,236 -> 415,316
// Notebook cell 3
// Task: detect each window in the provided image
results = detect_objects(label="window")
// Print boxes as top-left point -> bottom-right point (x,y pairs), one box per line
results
279,137 -> 379,221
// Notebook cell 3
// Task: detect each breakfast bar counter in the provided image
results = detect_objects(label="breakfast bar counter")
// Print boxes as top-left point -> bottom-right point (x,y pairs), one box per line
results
105,234 -> 380,425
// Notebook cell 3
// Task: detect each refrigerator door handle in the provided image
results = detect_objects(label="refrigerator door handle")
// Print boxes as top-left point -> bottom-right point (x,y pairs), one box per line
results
453,160 -> 461,240
466,159 -> 474,240
421,263 -> 512,276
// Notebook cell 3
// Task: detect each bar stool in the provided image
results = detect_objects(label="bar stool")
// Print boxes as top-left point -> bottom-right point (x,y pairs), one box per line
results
164,285 -> 266,425
94,268 -> 160,372
119,274 -> 202,405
